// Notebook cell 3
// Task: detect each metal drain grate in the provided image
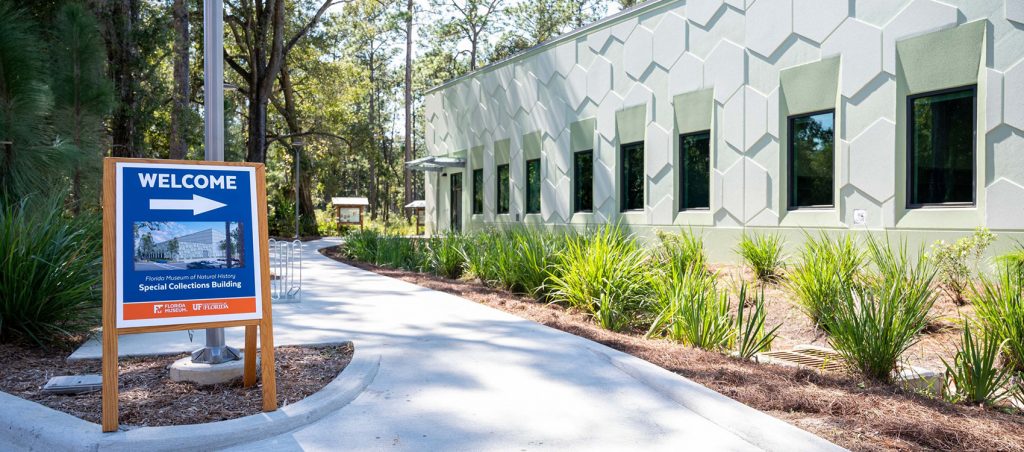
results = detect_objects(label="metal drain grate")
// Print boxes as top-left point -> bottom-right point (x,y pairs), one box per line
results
758,346 -> 847,373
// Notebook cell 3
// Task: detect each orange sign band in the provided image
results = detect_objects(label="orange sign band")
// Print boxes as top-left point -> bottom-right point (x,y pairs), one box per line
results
122,297 -> 257,320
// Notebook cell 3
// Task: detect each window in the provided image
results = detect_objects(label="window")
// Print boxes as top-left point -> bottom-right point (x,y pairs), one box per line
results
788,111 -> 835,209
680,131 -> 711,210
496,164 -> 509,214
525,159 -> 541,214
472,168 -> 483,214
573,150 -> 593,213
620,141 -> 644,211
908,86 -> 975,207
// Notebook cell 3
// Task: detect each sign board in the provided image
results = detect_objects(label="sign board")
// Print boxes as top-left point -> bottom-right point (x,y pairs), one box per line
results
101,158 -> 277,433
337,207 -> 361,224
115,161 -> 264,328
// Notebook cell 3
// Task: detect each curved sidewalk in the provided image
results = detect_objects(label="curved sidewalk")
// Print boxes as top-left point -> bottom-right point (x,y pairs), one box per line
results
235,239 -> 839,451
64,238 -> 840,451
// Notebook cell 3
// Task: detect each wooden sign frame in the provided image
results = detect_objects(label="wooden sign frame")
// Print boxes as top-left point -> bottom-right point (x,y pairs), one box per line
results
101,158 -> 277,432
334,204 -> 365,230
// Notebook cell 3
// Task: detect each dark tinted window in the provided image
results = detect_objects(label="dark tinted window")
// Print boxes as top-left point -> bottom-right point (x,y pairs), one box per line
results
620,142 -> 644,211
526,159 -> 541,214
789,111 -> 835,208
680,131 -> 711,210
574,150 -> 593,213
909,87 -> 975,206
496,164 -> 509,214
472,168 -> 483,214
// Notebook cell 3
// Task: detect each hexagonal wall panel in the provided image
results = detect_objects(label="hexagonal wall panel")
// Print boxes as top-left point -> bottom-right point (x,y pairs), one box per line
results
688,0 -> 726,27
564,65 -> 589,110
793,0 -> 847,44
988,179 -> 1024,229
587,56 -> 613,104
1010,0 -> 1024,25
822,19 -> 882,97
745,0 -> 792,59
624,26 -> 655,79
705,40 -> 746,103
668,53 -> 704,96
1005,60 -> 1024,131
848,119 -> 896,202
652,13 -> 687,70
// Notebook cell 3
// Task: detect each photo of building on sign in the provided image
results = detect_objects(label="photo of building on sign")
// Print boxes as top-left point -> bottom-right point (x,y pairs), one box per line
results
134,221 -> 246,271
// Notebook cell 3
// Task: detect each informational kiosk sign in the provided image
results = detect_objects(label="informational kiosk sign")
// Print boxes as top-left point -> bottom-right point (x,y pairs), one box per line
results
101,158 -> 277,432
115,161 -> 264,327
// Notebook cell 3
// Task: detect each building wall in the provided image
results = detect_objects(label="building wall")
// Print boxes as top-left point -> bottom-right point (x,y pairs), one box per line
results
422,0 -> 1024,260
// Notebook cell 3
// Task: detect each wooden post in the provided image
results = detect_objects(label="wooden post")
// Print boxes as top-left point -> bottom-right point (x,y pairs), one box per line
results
359,206 -> 365,231
101,159 -> 119,433
256,165 -> 277,410
243,325 -> 257,387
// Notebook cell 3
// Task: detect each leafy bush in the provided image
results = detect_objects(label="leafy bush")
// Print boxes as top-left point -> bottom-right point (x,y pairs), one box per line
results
0,197 -> 101,344
315,209 -> 340,236
972,266 -> 1024,372
996,241 -> 1024,275
828,238 -> 936,382
502,227 -> 566,299
343,229 -> 381,262
647,267 -> 732,350
784,233 -> 863,330
655,229 -> 707,276
426,232 -> 466,279
942,323 -> 1014,405
548,225 -> 651,332
737,233 -> 785,282
734,284 -> 780,360
929,228 -> 995,305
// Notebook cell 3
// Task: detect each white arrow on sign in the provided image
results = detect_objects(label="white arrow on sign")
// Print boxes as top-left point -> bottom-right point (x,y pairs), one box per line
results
149,194 -> 227,215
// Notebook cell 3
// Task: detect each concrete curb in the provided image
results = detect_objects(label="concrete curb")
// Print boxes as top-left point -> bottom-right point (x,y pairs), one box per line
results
0,343 -> 380,452
588,347 -> 847,452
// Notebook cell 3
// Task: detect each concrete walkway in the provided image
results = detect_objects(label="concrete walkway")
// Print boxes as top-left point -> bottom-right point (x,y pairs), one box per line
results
68,238 -> 840,451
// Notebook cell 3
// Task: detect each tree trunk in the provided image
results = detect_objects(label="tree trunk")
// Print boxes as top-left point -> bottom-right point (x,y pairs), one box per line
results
104,0 -> 140,157
275,64 -> 315,234
403,0 -> 413,220
169,0 -> 190,160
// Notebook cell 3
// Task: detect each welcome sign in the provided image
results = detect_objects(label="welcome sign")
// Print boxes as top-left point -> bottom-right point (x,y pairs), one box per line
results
115,161 -> 265,328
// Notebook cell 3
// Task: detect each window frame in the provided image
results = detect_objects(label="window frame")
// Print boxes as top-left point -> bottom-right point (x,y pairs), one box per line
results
471,168 -> 483,214
787,109 -> 836,210
679,130 -> 712,211
525,158 -> 541,214
905,85 -> 977,209
573,149 -> 594,213
619,141 -> 645,212
496,163 -> 510,214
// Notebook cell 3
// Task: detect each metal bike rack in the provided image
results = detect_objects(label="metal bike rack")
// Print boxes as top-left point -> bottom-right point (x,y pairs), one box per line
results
269,239 -> 302,303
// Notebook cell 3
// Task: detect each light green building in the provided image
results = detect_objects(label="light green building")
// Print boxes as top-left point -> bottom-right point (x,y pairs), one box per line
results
413,0 -> 1024,261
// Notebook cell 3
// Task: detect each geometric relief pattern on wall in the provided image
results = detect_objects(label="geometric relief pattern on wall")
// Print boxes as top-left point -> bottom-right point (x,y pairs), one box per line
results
422,0 -> 1023,232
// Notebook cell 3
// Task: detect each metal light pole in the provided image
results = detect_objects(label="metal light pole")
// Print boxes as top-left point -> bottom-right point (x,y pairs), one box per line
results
192,0 -> 241,364
294,138 -> 303,239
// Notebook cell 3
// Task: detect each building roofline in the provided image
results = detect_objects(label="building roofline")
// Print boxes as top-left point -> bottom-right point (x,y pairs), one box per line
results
423,0 -> 677,95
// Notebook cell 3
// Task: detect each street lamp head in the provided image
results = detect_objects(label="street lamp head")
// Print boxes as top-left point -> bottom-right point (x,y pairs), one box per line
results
293,138 -> 305,148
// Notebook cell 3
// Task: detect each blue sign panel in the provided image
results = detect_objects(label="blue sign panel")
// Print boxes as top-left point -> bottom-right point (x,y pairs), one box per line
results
115,162 -> 264,328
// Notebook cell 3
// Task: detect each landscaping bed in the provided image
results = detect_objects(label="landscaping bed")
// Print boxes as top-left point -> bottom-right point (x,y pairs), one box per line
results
0,342 -> 353,427
322,245 -> 1024,452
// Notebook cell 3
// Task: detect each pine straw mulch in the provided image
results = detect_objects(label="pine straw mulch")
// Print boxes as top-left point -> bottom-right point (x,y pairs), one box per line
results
321,247 -> 1024,452
0,342 -> 353,427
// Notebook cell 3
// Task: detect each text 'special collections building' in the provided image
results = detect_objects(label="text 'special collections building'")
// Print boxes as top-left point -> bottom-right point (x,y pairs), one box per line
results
412,0 -> 1024,259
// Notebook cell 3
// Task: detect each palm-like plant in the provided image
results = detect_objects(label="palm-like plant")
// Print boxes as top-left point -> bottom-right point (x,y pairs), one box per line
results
737,233 -> 786,282
942,323 -> 1014,405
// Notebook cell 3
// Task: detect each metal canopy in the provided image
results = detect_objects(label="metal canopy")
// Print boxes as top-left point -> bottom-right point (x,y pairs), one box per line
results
405,156 -> 466,172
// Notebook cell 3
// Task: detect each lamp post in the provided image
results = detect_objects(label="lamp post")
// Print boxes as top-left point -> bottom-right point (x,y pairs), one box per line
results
293,138 -> 304,239
191,0 -> 241,365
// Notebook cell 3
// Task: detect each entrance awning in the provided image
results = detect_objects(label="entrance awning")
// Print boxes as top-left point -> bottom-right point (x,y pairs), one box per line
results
405,156 -> 466,172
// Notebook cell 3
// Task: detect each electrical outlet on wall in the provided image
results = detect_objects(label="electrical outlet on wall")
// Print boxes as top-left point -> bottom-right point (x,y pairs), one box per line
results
853,209 -> 867,226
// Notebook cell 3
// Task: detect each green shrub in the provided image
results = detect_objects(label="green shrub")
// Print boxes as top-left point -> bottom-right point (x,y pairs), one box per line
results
343,229 -> 382,262
0,197 -> 101,344
734,284 -> 780,360
315,209 -> 340,236
929,228 -> 995,305
972,266 -> 1024,372
426,232 -> 466,279
503,227 -> 566,299
647,266 -> 733,350
548,225 -> 651,332
737,233 -> 785,282
996,241 -> 1024,276
655,229 -> 707,276
942,323 -> 1014,405
828,240 -> 936,382
785,233 -> 863,330
376,235 -> 416,269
